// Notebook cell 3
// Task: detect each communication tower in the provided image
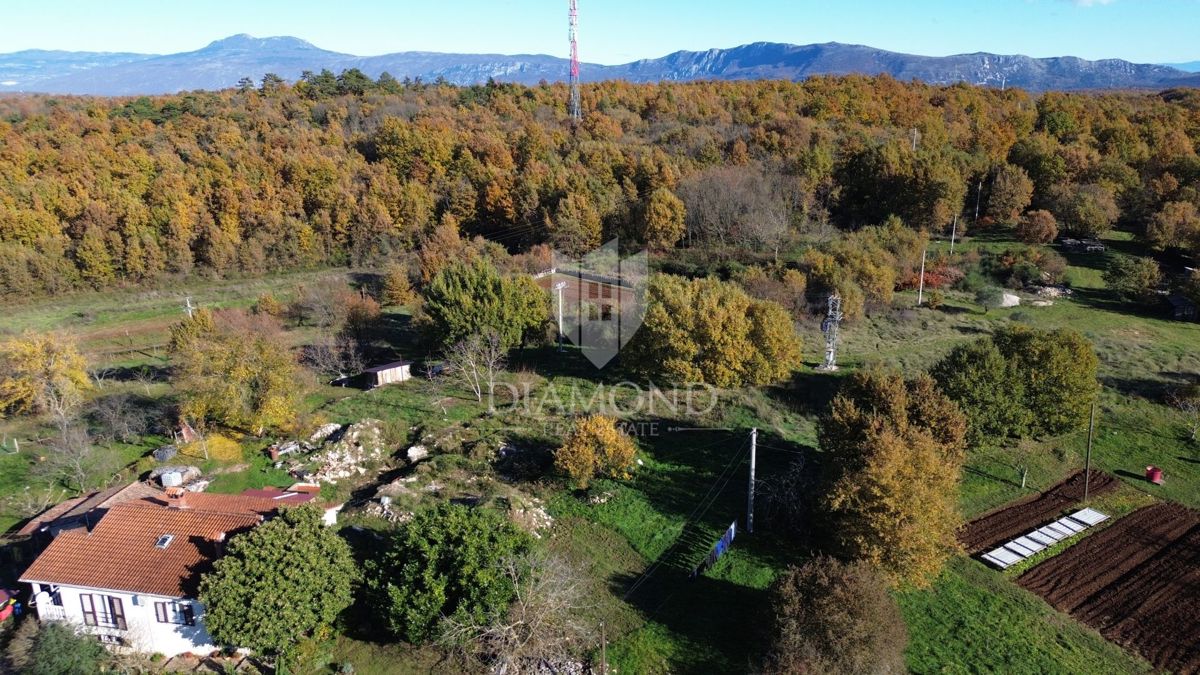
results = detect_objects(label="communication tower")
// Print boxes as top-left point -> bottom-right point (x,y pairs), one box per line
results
568,0 -> 581,121
817,294 -> 843,371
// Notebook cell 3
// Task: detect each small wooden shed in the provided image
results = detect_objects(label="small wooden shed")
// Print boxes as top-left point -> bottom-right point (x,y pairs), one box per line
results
363,360 -> 412,388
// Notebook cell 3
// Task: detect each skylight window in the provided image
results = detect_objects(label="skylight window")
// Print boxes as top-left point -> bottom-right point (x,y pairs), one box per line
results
155,534 -> 174,549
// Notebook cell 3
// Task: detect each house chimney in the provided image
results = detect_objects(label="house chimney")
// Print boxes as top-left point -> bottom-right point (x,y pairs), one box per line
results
165,486 -> 188,508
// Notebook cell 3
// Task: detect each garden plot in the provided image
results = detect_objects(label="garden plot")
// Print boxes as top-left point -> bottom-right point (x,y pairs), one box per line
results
1017,503 -> 1200,675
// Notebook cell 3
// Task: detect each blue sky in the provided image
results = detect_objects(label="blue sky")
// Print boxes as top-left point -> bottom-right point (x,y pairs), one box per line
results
2,0 -> 1198,64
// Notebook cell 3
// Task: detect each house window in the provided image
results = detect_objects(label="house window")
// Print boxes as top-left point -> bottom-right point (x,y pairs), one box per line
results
96,634 -> 125,646
601,304 -> 613,321
80,594 -> 126,630
588,283 -> 599,299
601,284 -> 612,299
155,601 -> 195,626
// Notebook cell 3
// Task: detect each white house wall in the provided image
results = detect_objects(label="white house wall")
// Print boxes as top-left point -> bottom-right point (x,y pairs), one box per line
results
30,583 -> 217,657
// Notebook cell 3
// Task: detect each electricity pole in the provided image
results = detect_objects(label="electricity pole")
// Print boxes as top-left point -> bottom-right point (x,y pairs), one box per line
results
917,248 -> 927,306
747,428 -> 757,534
950,214 -> 958,255
553,281 -> 567,351
974,179 -> 983,223
1084,400 -> 1097,500
184,296 -> 195,319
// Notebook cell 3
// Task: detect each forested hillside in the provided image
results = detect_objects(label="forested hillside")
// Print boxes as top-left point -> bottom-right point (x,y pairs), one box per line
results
1,75 -> 1198,300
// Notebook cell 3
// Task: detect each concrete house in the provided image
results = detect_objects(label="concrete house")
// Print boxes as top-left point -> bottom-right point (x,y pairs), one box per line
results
19,490 -> 280,655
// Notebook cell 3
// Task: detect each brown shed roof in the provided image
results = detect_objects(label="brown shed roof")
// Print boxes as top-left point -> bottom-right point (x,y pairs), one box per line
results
20,500 -> 263,598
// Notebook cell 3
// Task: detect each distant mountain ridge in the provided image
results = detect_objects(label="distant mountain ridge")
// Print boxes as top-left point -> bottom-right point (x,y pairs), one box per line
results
0,34 -> 1195,95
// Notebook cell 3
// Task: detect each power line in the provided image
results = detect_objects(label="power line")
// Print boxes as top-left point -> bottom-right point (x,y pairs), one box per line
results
622,439 -> 749,599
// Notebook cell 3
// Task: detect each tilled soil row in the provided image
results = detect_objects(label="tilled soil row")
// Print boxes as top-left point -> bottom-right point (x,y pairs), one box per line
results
1015,502 -> 1198,611
958,469 -> 1117,553
1017,503 -> 1200,675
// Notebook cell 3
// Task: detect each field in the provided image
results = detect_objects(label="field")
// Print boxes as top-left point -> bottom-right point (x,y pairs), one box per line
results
958,470 -> 1118,554
2,227 -> 1199,673
1018,503 -> 1200,674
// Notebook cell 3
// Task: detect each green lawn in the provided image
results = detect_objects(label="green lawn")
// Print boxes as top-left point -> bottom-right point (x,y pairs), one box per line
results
899,557 -> 1152,675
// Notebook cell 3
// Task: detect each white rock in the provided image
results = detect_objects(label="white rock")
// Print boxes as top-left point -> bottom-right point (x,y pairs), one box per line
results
406,445 -> 429,463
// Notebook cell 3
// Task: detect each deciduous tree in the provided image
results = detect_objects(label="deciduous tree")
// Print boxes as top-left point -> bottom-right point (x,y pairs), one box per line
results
1104,255 -> 1163,301
170,311 -> 301,435
762,557 -> 907,675
1015,209 -> 1058,244
818,369 -> 966,586
0,333 -> 90,421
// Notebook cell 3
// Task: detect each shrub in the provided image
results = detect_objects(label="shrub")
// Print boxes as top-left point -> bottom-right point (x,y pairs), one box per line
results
371,503 -> 531,644
925,289 -> 945,310
975,287 -> 1006,313
1015,209 -> 1058,244
254,292 -> 284,316
762,557 -> 908,675
554,414 -> 638,489
1103,255 -> 1162,302
25,622 -> 108,675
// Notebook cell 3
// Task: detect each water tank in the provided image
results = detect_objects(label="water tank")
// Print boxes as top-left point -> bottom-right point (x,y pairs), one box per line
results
160,471 -> 183,487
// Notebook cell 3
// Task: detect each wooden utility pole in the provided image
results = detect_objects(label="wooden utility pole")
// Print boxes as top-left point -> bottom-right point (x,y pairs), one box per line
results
1084,400 -> 1097,500
950,214 -> 958,255
917,248 -> 927,306
747,428 -> 758,534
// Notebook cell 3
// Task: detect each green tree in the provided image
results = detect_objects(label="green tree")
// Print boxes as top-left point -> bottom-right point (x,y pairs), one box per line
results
974,286 -> 1007,314
992,325 -> 1098,436
932,339 -> 1031,442
371,503 -> 531,644
818,369 -> 966,586
1103,255 -> 1163,302
1052,183 -> 1119,238
625,274 -> 801,386
547,192 -> 602,258
422,258 -> 547,350
200,505 -> 356,658
555,414 -> 638,489
762,557 -> 908,675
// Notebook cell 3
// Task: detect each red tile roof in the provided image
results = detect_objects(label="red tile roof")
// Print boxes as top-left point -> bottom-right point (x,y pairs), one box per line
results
15,482 -> 165,537
137,491 -> 283,517
20,499 -> 264,598
16,494 -> 90,537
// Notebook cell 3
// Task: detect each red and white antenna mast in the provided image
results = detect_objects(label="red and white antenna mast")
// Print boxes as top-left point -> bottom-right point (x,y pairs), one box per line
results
568,0 -> 581,121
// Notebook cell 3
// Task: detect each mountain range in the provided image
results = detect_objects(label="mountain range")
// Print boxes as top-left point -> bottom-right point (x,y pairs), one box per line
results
1,34 -> 1197,96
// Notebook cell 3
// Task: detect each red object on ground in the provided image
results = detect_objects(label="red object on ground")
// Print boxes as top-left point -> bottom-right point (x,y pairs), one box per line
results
1145,466 -> 1164,484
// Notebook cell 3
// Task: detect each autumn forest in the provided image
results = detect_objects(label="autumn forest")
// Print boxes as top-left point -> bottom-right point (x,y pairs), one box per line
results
1,73 -> 1199,302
